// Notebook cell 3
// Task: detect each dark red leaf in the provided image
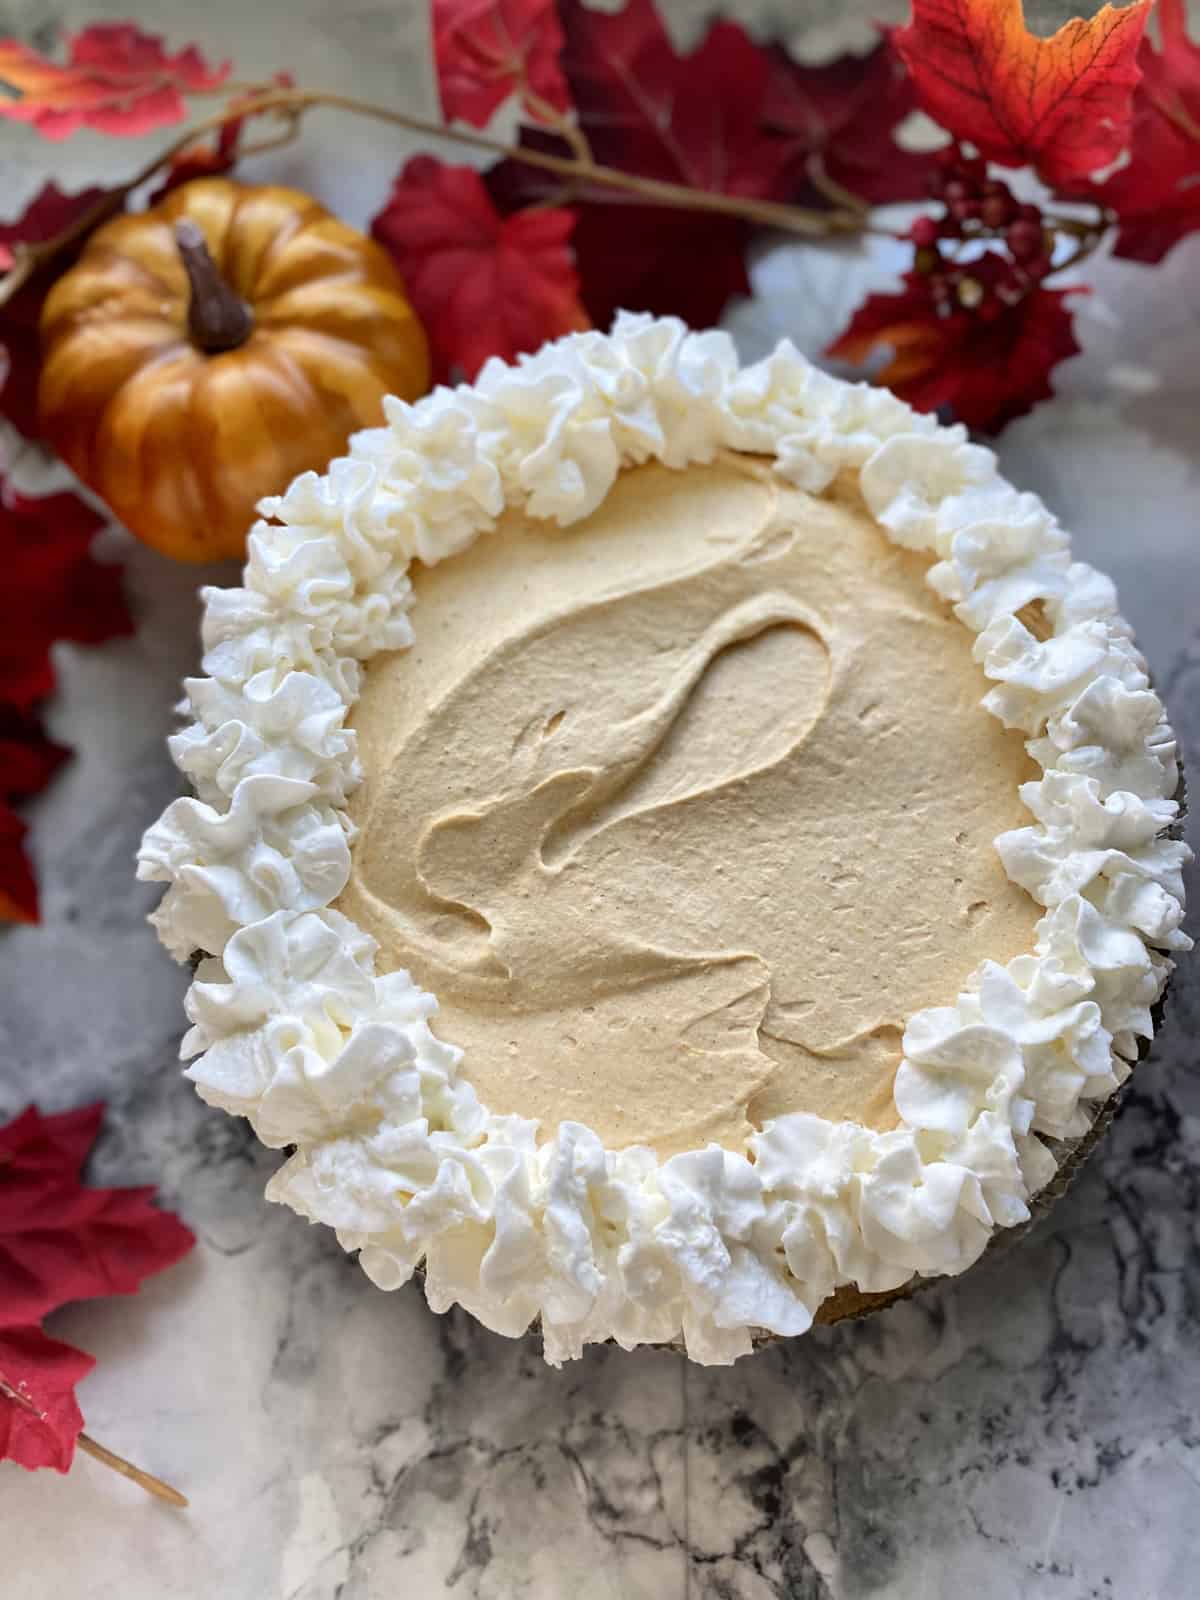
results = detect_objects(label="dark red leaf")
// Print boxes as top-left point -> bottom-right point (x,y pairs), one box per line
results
0,22 -> 229,141
0,1103 -> 194,1471
0,1102 -> 195,1334
895,0 -> 1150,186
0,801 -> 39,924
487,0 -> 795,329
0,708 -> 68,801
0,467 -> 132,922
762,34 -> 938,207
372,155 -> 588,382
1097,0 -> 1200,262
0,183 -> 118,440
828,254 -> 1084,433
433,0 -> 569,128
0,482 -> 129,712
0,1325 -> 94,1472
0,701 -> 68,920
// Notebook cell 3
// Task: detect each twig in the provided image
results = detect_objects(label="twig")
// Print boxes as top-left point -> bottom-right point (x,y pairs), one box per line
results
0,83 -> 859,308
1047,203 -> 1112,277
76,1432 -> 189,1508
520,77 -> 593,168
0,96 -> 294,307
805,153 -> 869,215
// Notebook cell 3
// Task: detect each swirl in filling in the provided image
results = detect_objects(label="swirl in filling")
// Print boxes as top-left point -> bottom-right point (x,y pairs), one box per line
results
338,454 -> 1041,1155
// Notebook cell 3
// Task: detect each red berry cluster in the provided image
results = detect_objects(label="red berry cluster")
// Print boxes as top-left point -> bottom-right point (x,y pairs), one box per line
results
907,147 -> 1054,318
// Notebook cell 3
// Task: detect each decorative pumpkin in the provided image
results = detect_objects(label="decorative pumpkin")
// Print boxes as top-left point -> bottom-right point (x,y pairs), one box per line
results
38,178 -> 430,562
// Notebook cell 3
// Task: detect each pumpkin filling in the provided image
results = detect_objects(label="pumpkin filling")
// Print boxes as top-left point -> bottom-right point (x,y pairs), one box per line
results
336,455 -> 1041,1158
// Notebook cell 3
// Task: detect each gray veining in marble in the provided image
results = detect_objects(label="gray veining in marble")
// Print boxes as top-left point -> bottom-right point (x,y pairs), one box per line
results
1,2 -> 1198,1596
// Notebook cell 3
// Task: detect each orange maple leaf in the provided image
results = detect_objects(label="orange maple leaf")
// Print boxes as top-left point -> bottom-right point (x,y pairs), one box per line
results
895,0 -> 1151,186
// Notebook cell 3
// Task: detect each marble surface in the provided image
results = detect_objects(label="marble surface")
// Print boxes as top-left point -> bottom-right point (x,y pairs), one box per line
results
1,2 -> 1198,1596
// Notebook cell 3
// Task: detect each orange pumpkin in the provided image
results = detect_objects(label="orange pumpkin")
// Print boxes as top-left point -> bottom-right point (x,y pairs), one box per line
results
38,178 -> 430,562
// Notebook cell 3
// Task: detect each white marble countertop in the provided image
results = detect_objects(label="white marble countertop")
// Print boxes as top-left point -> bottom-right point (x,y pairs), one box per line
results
1,3 -> 1197,1596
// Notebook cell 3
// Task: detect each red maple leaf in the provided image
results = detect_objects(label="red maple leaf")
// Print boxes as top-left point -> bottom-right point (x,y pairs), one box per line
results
762,34 -> 938,207
0,1104 -> 194,1329
0,473 -> 131,922
0,1104 -> 194,1472
486,0 -> 797,330
433,0 -> 569,128
0,183 -> 118,440
1097,0 -> 1200,262
895,0 -> 1150,187
0,802 -> 40,924
0,22 -> 229,140
0,482 -> 129,712
372,155 -> 588,382
828,253 -> 1084,434
0,1326 -> 94,1473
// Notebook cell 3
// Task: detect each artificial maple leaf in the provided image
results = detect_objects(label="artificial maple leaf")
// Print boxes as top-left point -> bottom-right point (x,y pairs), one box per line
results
372,155 -> 588,382
0,1104 -> 194,1472
0,802 -> 39,923
0,1103 -> 194,1330
0,1325 -> 94,1472
0,22 -> 229,141
0,474 -> 131,922
762,34 -> 937,207
0,483 -> 128,712
0,707 -> 67,803
487,0 -> 796,329
433,0 -> 569,128
1097,0 -> 1200,262
895,0 -> 1150,187
0,183 -> 117,441
828,254 -> 1084,434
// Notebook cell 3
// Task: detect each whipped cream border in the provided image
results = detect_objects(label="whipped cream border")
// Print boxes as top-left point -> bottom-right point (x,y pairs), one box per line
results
138,314 -> 1190,1365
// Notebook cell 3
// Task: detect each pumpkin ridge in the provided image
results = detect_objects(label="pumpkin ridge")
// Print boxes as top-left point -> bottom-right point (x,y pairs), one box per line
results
234,189 -> 315,298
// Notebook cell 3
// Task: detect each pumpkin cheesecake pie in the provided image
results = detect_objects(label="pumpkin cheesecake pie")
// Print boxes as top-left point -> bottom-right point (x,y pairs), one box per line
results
139,315 -> 1189,1363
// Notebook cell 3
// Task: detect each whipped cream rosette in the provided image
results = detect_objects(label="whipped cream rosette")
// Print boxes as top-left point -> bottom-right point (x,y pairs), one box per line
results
139,315 -> 1189,1364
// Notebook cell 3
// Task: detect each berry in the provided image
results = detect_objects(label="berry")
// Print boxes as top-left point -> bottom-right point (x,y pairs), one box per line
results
1023,256 -> 1053,282
950,196 -> 982,222
981,194 -> 1013,228
1015,202 -> 1042,222
1006,217 -> 1046,262
979,182 -> 1014,229
914,244 -> 942,275
944,178 -> 970,205
956,276 -> 985,310
909,215 -> 940,247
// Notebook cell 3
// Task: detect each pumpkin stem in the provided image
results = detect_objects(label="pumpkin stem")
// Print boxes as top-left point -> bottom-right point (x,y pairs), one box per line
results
174,219 -> 254,353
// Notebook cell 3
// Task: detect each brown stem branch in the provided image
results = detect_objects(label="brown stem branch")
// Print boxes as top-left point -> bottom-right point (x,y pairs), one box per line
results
76,1432 -> 189,1508
805,153 -> 869,215
0,97 -> 294,308
0,83 -> 859,309
520,81 -> 593,167
1047,202 -> 1111,277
